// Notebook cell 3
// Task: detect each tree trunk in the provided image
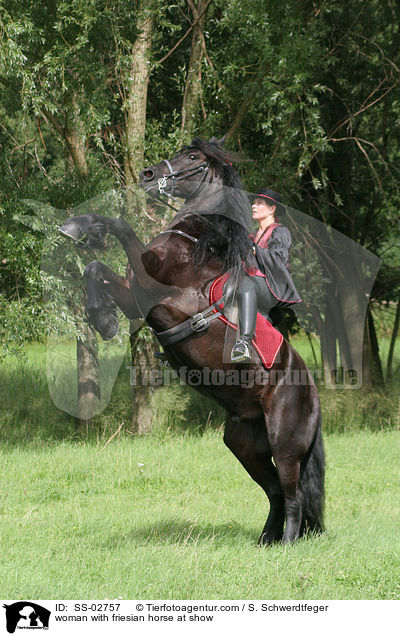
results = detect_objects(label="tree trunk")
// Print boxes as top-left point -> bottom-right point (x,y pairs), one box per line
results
226,72 -> 262,143
180,0 -> 209,141
122,0 -> 159,432
340,246 -> 380,387
386,298 -> 400,384
320,315 -> 337,387
129,327 -> 160,435
76,324 -> 101,428
64,92 -> 88,177
361,306 -> 385,391
319,289 -> 338,386
124,0 -> 154,189
362,313 -> 374,391
368,309 -> 384,388
53,90 -> 101,429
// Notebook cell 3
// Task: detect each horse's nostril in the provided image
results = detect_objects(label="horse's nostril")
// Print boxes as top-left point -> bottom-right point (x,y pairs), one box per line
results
142,169 -> 154,181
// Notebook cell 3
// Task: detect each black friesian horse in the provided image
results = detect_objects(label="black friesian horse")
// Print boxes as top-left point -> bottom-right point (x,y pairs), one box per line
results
59,136 -> 324,544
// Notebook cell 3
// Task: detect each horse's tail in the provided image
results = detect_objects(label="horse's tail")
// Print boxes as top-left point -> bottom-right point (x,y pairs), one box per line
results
299,415 -> 325,535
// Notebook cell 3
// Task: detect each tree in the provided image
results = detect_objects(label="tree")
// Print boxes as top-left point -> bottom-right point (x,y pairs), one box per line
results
180,0 -> 210,141
199,0 -> 400,387
1,0 -> 398,397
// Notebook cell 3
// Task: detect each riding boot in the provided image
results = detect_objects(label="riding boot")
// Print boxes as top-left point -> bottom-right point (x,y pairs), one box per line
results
231,277 -> 258,362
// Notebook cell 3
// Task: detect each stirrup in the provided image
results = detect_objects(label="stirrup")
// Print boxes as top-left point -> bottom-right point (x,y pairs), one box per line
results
231,339 -> 252,363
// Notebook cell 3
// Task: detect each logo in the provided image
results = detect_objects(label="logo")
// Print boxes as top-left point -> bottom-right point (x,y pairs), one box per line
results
2,603 -> 51,634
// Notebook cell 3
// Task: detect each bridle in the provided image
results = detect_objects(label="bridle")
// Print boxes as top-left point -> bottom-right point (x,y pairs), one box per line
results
157,158 -> 209,202
143,152 -> 217,245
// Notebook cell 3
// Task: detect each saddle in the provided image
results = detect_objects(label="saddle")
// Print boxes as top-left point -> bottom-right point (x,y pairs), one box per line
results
151,273 -> 283,369
209,273 -> 283,369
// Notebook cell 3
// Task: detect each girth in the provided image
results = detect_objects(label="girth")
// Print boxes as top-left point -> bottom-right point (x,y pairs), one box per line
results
150,297 -> 226,348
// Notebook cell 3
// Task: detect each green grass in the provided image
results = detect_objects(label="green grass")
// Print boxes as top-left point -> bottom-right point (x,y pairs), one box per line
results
2,340 -> 398,447
0,341 -> 399,599
0,430 -> 399,599
290,331 -> 400,381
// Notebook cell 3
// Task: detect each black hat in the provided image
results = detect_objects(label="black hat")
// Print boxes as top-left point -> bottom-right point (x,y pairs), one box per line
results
251,188 -> 285,213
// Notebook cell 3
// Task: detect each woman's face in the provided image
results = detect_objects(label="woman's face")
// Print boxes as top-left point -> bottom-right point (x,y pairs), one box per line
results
252,197 -> 276,224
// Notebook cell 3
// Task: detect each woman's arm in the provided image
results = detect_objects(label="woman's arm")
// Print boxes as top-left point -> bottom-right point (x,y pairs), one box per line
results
254,226 -> 292,264
266,226 -> 292,264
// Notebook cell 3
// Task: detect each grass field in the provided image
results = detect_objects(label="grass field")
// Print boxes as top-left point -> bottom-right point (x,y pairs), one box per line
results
1,430 -> 399,600
0,341 -> 399,600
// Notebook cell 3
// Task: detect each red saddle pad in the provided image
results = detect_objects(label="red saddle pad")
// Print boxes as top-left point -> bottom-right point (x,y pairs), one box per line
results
209,273 -> 283,369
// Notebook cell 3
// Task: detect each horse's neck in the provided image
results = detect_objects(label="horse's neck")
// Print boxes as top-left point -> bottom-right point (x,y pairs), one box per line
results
183,180 -> 226,210
143,242 -> 220,334
168,210 -> 205,237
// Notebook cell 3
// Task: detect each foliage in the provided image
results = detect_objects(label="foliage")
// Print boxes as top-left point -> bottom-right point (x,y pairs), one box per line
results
0,0 -> 399,386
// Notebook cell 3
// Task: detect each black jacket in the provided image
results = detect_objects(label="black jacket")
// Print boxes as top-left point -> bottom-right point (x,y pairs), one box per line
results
252,225 -> 302,307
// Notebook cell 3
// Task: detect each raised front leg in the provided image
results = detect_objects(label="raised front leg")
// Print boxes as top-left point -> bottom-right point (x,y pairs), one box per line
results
59,214 -> 160,288
85,261 -> 141,340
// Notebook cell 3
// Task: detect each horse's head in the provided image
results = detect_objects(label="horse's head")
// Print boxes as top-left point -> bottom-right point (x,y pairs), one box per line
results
139,136 -> 233,201
140,136 -> 253,270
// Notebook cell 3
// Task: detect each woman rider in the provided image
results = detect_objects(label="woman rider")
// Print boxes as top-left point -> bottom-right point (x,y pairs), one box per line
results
231,188 -> 302,362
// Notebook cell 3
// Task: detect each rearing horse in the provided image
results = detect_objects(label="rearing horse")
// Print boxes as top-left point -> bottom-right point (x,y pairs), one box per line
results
59,136 -> 324,544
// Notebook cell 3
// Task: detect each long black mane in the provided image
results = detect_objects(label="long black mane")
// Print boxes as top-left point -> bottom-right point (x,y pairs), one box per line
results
182,137 -> 253,271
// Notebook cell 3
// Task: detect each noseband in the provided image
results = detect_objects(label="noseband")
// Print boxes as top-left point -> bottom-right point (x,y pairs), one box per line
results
158,158 -> 209,201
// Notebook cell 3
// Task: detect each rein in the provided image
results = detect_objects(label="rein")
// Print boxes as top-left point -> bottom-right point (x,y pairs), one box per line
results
158,229 -> 198,243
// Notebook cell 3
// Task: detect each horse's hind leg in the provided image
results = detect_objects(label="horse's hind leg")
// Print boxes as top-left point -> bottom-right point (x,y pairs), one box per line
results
273,456 -> 303,543
265,376 -> 320,543
223,415 -> 285,545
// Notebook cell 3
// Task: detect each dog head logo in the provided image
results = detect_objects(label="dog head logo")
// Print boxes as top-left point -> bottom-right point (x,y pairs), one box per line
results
3,602 -> 50,633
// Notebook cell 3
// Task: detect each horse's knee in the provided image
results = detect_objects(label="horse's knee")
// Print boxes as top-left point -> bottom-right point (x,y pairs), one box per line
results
84,260 -> 102,280
84,262 -> 109,308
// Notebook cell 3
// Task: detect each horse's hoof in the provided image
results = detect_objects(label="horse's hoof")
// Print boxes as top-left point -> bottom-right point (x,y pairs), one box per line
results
59,215 -> 106,247
59,220 -> 86,242
257,532 -> 270,547
99,317 -> 119,340
258,530 -> 283,546
89,312 -> 119,340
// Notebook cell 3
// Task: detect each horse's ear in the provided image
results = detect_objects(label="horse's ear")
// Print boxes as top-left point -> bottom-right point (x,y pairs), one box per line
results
209,134 -> 226,147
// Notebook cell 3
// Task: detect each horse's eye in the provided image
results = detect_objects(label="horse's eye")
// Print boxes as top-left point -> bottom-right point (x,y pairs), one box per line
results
189,154 -> 197,160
